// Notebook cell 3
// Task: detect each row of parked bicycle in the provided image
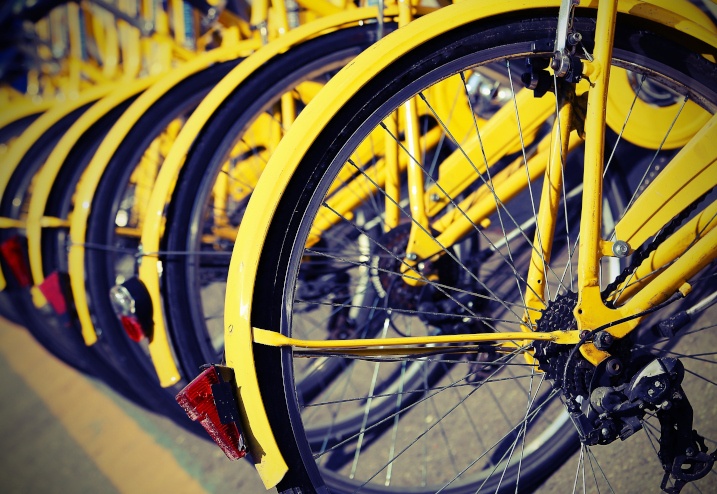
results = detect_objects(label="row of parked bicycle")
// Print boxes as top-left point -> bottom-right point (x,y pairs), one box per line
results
0,0 -> 349,434
3,0 -> 717,493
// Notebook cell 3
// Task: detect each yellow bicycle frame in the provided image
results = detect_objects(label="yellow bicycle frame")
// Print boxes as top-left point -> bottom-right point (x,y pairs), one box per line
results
223,0 -> 717,488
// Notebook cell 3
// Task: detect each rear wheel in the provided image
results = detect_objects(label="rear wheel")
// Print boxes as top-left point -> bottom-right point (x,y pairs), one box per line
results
81,61 -> 239,423
162,24 -> 395,381
248,10 -> 717,493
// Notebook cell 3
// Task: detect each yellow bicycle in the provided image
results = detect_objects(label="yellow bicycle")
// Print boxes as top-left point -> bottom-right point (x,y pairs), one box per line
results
184,0 -> 717,492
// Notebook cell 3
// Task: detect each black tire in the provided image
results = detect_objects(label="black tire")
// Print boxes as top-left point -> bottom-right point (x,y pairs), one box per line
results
161,24 -> 394,380
77,60 -> 240,425
248,9 -> 717,493
0,104 -> 95,371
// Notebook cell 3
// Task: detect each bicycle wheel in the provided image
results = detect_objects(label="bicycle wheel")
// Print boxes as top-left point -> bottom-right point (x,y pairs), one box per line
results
162,24 -> 395,379
243,7 -> 717,493
0,105 -> 94,368
81,59 -> 238,393
30,95 -> 178,408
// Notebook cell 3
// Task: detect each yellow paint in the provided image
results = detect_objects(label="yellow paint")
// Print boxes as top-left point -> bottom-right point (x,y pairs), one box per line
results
614,114 -> 717,250
67,45 -> 258,380
253,326 -> 581,351
224,0 -> 717,486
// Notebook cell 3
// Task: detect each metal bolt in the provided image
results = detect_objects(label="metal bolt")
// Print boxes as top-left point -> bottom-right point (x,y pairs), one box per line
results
430,193 -> 441,202
686,447 -> 695,457
605,358 -> 622,376
654,380 -> 663,388
601,427 -> 610,437
612,240 -> 630,258
568,32 -> 582,45
594,331 -> 614,350
406,253 -> 418,261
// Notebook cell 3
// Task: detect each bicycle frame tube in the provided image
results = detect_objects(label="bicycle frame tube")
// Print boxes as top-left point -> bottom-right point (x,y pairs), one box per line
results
571,0 -> 618,347
523,84 -> 575,324
581,115 -> 717,339
223,1 -> 717,487
612,197 -> 717,304
384,112 -> 401,230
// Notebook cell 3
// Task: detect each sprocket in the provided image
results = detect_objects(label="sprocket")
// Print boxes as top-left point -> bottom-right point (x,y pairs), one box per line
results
533,292 -> 593,399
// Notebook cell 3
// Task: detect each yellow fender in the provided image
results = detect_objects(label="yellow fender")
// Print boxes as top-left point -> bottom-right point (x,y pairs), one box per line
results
134,5 -> 408,486
0,98 -> 55,133
23,75 -> 165,334
66,34 -> 261,387
0,83 -> 122,292
222,0 -> 717,488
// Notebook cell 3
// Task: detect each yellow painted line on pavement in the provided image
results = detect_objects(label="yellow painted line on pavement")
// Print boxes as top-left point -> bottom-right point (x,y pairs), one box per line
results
0,319 -> 210,494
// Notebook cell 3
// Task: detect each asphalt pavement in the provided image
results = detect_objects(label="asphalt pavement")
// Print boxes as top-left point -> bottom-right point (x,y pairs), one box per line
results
0,316 -> 270,494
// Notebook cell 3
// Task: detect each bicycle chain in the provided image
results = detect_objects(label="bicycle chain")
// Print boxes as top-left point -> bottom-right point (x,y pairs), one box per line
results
601,188 -> 713,304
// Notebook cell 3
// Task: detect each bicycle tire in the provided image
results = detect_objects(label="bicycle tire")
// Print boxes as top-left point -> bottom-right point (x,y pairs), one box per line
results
162,24 -> 395,376
245,8 -> 717,493
0,104 -> 95,370
66,63 -> 237,423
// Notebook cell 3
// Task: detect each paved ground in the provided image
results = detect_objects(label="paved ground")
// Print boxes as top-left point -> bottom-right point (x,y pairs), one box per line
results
1,300 -> 715,494
0,316 -> 271,494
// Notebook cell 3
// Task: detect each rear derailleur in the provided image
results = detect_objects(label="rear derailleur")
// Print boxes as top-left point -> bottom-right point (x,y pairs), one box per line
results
533,297 -> 715,493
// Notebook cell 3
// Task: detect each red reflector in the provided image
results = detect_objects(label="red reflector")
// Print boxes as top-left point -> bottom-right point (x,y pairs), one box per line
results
176,366 -> 246,460
120,315 -> 145,342
1,236 -> 31,288
110,278 -> 153,341
38,271 -> 68,315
